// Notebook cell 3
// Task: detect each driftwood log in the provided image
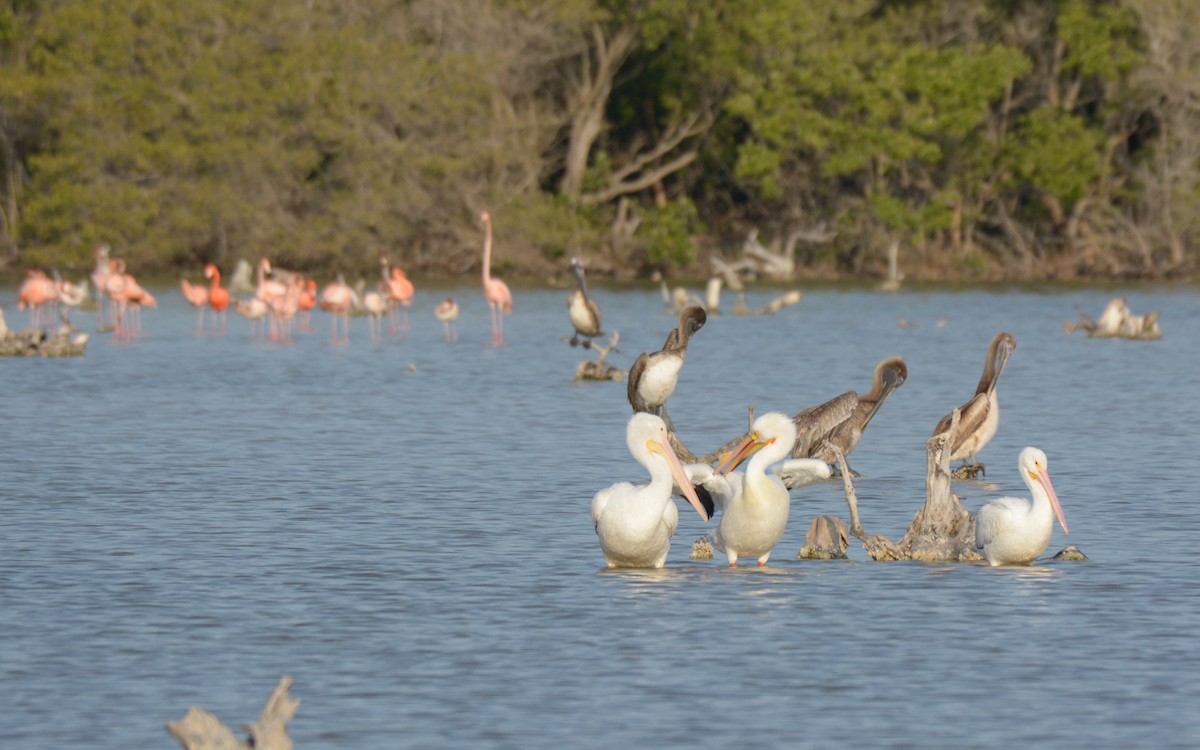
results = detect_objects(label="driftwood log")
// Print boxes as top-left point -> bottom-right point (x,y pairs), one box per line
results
893,410 -> 982,562
0,309 -> 89,357
575,331 -> 626,382
166,675 -> 299,750
1064,298 -> 1162,340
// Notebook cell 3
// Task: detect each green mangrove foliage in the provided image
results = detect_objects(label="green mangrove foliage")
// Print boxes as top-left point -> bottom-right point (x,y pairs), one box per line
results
0,0 -> 1197,280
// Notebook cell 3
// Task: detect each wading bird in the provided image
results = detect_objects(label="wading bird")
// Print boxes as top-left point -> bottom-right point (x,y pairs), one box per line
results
566,257 -> 602,347
591,413 -> 711,568
975,447 -> 1067,566
479,211 -> 512,344
435,297 -> 459,342
627,305 -> 706,432
710,411 -> 804,567
180,271 -> 209,333
932,332 -> 1016,476
382,256 -> 415,335
206,264 -> 230,334
793,357 -> 907,475
319,274 -> 356,344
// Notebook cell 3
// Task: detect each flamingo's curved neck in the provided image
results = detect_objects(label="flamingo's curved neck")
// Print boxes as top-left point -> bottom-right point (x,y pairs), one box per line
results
482,221 -> 494,284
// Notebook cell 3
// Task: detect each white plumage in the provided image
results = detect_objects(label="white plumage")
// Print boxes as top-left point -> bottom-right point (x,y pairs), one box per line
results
592,413 -> 710,568
710,412 -> 803,567
975,447 -> 1068,566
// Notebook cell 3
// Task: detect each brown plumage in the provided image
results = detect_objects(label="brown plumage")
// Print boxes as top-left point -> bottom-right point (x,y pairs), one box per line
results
627,306 -> 707,424
793,357 -> 908,472
932,332 -> 1016,468
566,258 -> 603,345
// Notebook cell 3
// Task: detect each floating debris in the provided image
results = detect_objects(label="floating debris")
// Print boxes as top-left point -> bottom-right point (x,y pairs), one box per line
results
1052,545 -> 1089,561
1065,298 -> 1161,340
689,536 -> 714,560
0,308 -> 88,357
575,331 -> 626,382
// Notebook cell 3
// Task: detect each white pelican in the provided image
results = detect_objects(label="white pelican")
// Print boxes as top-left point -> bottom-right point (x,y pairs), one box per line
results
793,356 -> 907,474
932,332 -> 1016,473
1095,298 -> 1128,336
627,305 -> 706,430
709,412 -> 799,567
975,447 -> 1068,566
592,413 -> 711,568
566,257 -> 603,347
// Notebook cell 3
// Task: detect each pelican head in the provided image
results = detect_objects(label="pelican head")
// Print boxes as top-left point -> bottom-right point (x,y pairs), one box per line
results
1019,446 -> 1067,535
570,257 -> 588,294
680,305 -> 707,339
981,332 -> 1016,393
716,412 -> 797,475
627,413 -> 710,522
879,356 -> 908,391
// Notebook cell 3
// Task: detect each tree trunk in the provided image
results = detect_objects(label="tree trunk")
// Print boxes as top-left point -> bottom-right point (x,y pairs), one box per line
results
896,409 -> 982,562
558,24 -> 637,202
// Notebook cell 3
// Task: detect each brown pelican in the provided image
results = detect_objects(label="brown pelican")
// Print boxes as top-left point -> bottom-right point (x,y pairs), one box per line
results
709,412 -> 799,567
975,447 -> 1067,566
627,305 -> 706,431
566,258 -> 602,347
932,331 -> 1016,475
591,413 -> 710,568
792,356 -> 907,475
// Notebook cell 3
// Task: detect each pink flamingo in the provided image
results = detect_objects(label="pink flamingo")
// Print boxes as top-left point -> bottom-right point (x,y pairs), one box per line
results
124,286 -> 157,338
235,297 -> 269,339
91,244 -> 112,328
104,259 -> 154,339
17,270 -> 57,330
255,258 -> 289,341
435,297 -> 459,342
255,258 -> 287,305
479,211 -> 512,344
382,255 -> 415,335
181,269 -> 210,333
267,273 -> 303,343
297,278 -> 317,333
101,259 -> 128,333
318,274 -> 355,344
206,264 -> 230,333
362,284 -> 388,344
111,261 -> 154,339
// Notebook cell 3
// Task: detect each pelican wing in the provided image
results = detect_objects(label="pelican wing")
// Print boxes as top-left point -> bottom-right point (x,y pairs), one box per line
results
932,391 -> 990,447
584,297 -> 603,335
776,458 -> 833,489
792,391 -> 857,457
591,482 -> 630,531
626,352 -> 652,411
975,497 -> 1025,550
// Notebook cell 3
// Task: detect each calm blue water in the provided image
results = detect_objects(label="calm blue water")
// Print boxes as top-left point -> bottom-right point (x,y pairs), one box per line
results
1,281 -> 1197,749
